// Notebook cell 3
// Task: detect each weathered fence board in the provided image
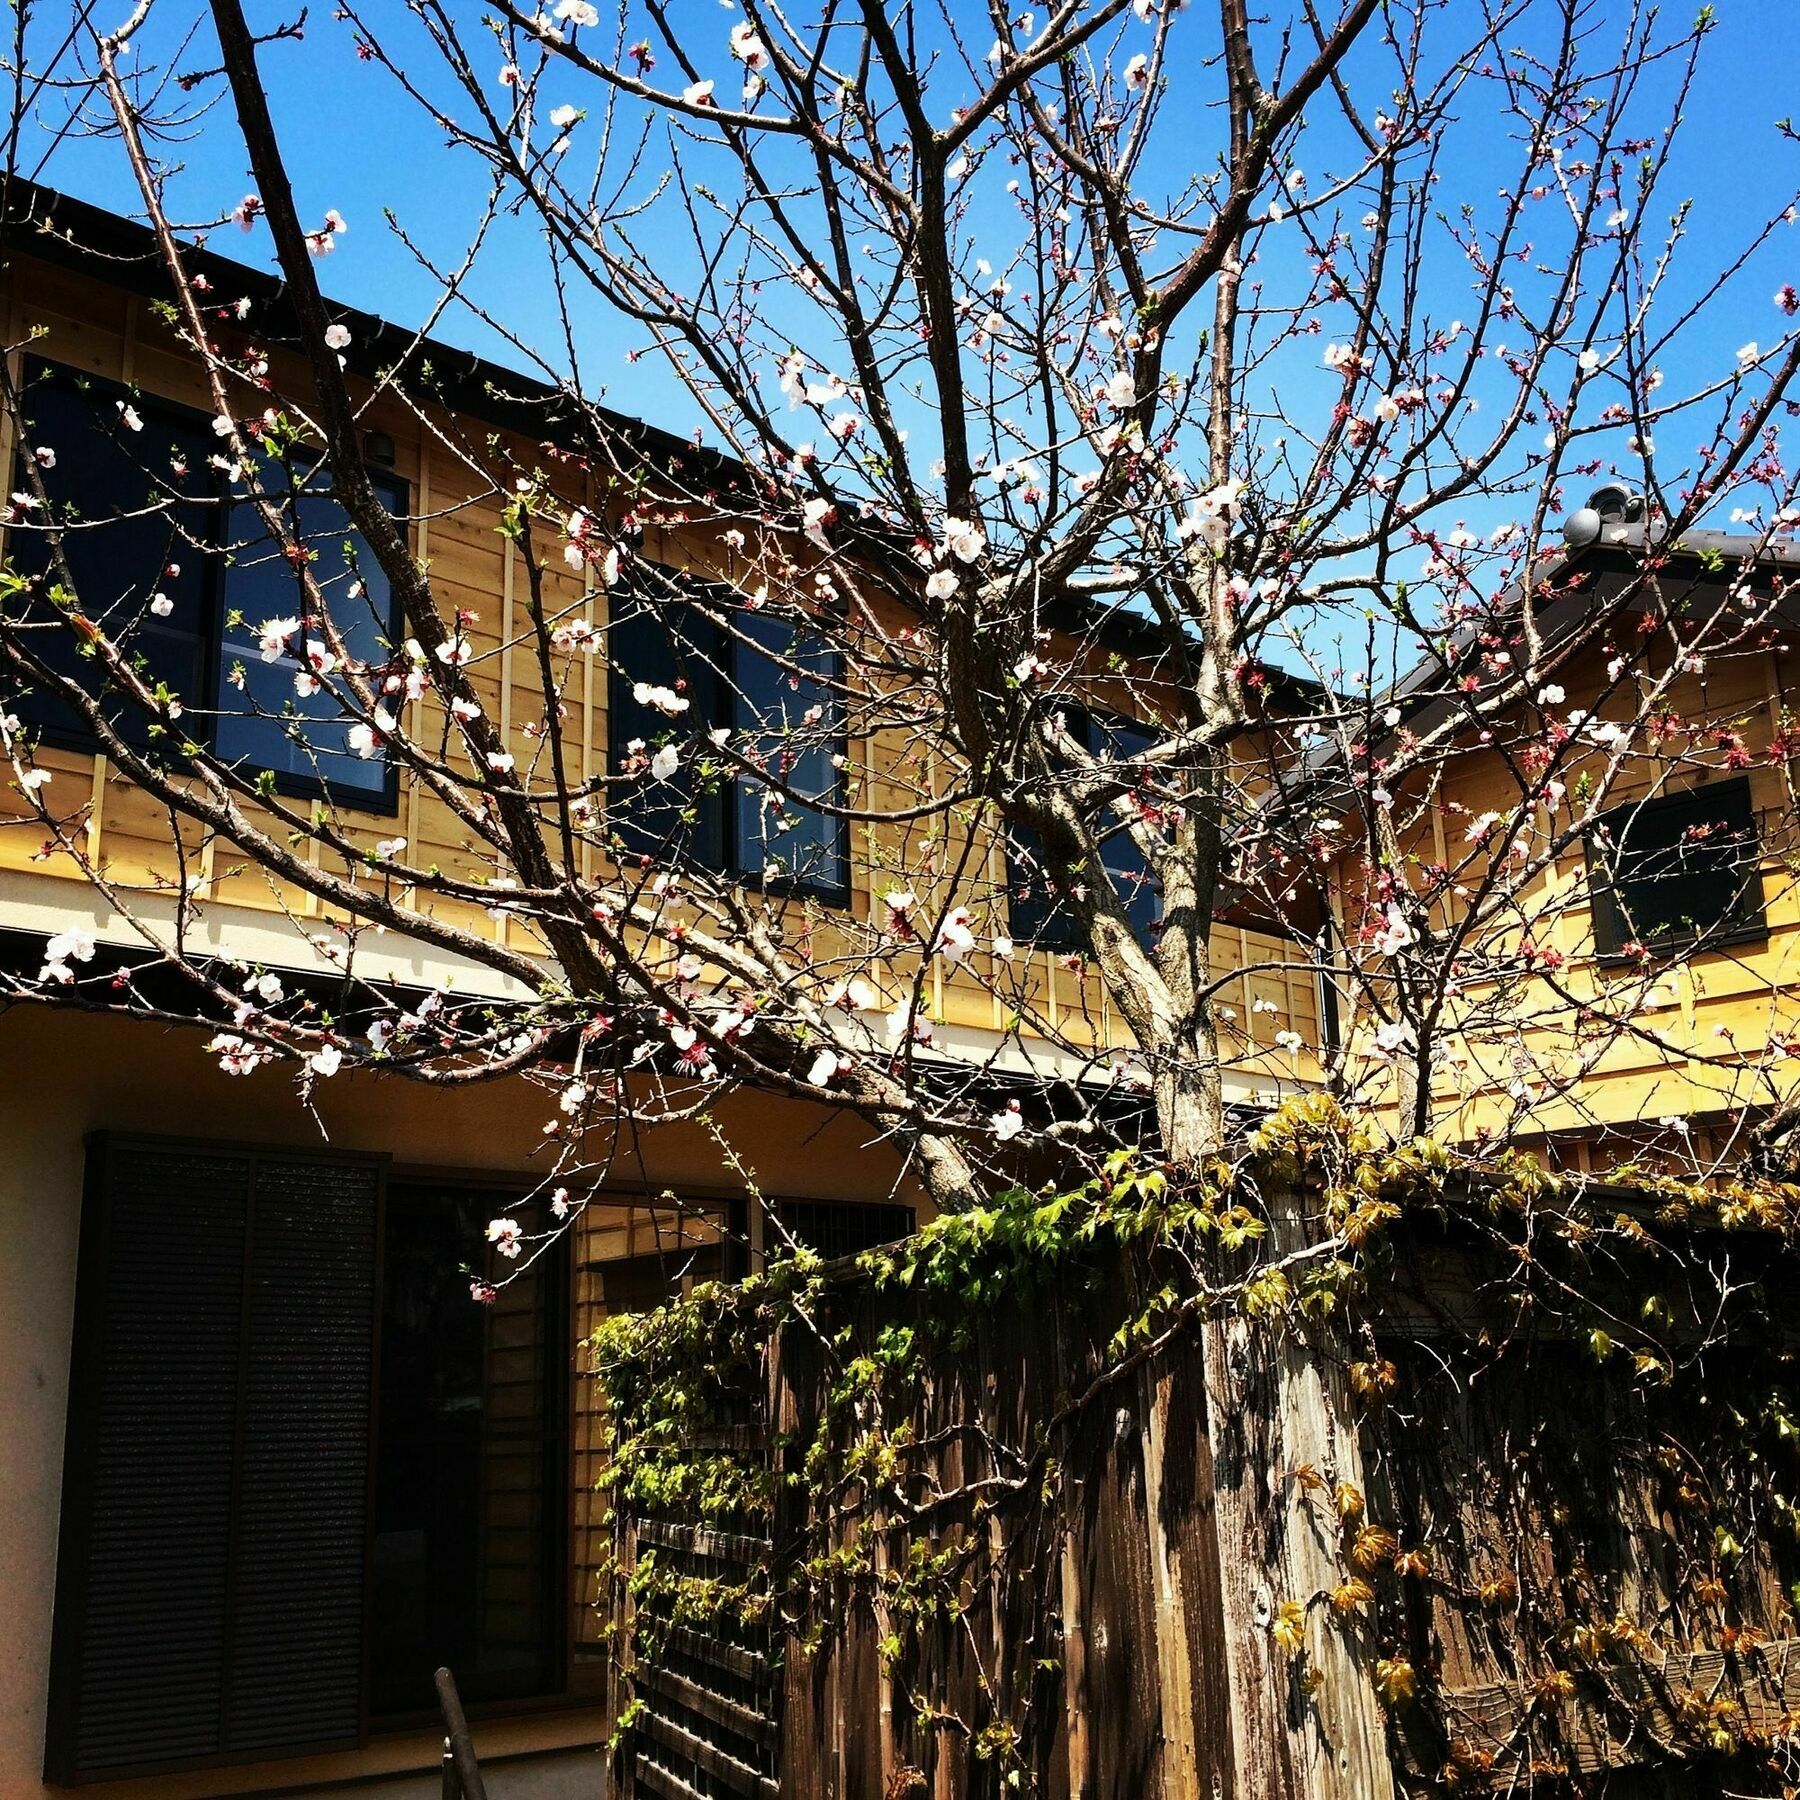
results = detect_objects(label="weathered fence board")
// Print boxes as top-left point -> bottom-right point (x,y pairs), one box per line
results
607,1186 -> 1800,1798
1201,1187 -> 1397,1800
750,1249 -> 1256,1800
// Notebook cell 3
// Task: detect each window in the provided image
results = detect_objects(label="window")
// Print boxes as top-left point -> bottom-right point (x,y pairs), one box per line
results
1006,708 -> 1161,950
1585,777 -> 1767,956
213,474 -> 404,803
607,589 -> 848,896
370,1182 -> 567,1719
5,368 -> 217,749
47,1140 -> 570,1783
5,361 -> 403,810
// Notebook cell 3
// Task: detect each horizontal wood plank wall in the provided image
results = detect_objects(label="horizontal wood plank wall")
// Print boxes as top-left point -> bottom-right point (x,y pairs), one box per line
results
0,255 -> 1326,1078
1331,632 -> 1800,1147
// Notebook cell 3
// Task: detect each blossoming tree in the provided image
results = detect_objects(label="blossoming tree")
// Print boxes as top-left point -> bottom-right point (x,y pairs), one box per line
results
7,0 -> 1800,1788
9,0 -> 1798,1186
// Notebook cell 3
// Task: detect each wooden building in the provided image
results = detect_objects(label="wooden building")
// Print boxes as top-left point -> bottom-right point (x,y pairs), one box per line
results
0,188 -> 1327,1799
1324,501 -> 1800,1168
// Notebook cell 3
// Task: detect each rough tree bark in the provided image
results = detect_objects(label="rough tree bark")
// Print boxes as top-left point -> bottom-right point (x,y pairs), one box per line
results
1199,1184 -> 1396,1800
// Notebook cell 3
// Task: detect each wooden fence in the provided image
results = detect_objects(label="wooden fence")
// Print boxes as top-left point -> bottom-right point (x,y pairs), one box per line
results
766,1251 -> 1236,1800
609,1196 -> 1800,1799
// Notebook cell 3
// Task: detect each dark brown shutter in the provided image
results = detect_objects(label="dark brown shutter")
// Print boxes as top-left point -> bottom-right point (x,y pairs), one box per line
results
46,1139 -> 384,1783
228,1156 -> 382,1756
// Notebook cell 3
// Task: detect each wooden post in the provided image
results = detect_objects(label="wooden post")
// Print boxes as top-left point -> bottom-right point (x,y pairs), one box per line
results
432,1666 -> 488,1800
1200,1181 -> 1396,1800
1140,1363 -> 1201,1800
613,1505 -> 638,1800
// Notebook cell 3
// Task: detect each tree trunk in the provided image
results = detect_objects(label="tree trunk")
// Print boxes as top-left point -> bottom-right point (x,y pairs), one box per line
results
1198,1182 -> 1397,1800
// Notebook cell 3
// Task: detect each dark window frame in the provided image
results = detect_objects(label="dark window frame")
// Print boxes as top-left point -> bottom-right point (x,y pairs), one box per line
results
1584,775 -> 1769,959
1005,706 -> 1162,952
6,358 -> 406,817
606,580 -> 851,903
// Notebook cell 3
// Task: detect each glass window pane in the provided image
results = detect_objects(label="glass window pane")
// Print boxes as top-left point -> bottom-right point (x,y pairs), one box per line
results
371,1183 -> 565,1717
606,598 -> 726,870
1091,715 -> 1163,943
1007,708 -> 1161,949
730,610 -> 847,892
1005,822 -> 1065,946
6,367 -> 216,744
1006,704 -> 1090,951
213,475 -> 401,800
1594,781 -> 1764,950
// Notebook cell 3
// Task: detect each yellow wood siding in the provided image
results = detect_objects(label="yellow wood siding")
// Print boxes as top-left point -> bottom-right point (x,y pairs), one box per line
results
1330,631 -> 1800,1150
0,251 -> 1323,1079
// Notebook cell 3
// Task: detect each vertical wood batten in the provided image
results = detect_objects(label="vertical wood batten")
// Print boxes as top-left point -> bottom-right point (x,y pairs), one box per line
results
580,574 -> 595,885
497,532 -> 516,947
927,746 -> 945,1028
120,293 -> 137,385
1140,1359 -> 1201,1800
1429,805 -> 1449,931
1281,944 -> 1302,1051
985,819 -> 1007,1031
86,756 -> 109,865
403,417 -> 430,871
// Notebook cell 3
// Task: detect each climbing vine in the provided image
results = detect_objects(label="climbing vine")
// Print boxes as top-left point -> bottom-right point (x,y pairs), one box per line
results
593,1097 -> 1800,1794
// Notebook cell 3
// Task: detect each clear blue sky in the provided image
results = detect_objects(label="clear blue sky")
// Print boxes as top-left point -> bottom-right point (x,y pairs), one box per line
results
19,2 -> 1799,432
18,0 -> 1800,633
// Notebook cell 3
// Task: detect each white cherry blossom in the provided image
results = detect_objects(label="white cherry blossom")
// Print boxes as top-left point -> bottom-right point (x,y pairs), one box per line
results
1374,904 -> 1414,958
934,906 -> 977,963
942,517 -> 985,563
634,682 -> 689,715
257,617 -> 300,662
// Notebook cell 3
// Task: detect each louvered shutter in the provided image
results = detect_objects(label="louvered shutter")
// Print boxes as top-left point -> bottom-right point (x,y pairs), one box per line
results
46,1138 -> 384,1783
227,1157 -> 381,1756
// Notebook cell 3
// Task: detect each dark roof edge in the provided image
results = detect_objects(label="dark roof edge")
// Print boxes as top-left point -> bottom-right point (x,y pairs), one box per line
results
2,176 -> 743,484
1574,517 -> 1800,568
1302,518 -> 1800,776
3,178 -> 1328,701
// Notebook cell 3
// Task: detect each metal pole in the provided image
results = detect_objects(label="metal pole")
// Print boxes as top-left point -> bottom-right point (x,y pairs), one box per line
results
433,1667 -> 489,1800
